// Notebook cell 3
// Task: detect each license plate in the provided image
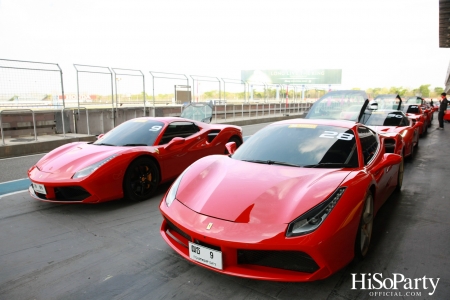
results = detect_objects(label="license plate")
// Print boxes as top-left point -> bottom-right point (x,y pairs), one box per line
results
188,242 -> 223,270
32,182 -> 46,195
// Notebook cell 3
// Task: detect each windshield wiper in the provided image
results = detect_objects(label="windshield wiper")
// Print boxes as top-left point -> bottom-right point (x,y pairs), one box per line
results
94,143 -> 116,146
241,159 -> 300,167
122,143 -> 148,146
303,163 -> 353,168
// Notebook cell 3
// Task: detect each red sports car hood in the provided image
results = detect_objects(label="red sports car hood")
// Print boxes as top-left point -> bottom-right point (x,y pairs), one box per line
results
35,142 -> 129,176
176,155 -> 352,224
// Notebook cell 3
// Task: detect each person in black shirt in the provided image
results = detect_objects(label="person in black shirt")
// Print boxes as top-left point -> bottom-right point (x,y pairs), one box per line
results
437,92 -> 448,130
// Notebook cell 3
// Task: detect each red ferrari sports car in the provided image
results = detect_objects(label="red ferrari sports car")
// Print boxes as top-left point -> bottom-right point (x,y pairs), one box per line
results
361,109 -> 420,159
160,116 -> 403,281
366,95 -> 421,158
401,104 -> 428,136
405,97 -> 433,127
28,117 -> 242,203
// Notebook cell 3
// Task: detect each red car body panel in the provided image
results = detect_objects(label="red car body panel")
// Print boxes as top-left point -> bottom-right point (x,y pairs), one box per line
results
405,110 -> 427,135
28,117 -> 242,203
160,119 -> 404,281
445,110 -> 450,121
369,125 -> 418,157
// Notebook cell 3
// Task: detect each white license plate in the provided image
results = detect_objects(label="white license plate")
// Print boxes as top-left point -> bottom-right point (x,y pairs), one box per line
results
32,182 -> 46,195
188,242 -> 223,270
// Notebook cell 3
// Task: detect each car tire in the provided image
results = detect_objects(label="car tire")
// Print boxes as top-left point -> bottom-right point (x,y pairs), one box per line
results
354,190 -> 374,260
224,136 -> 242,153
394,155 -> 404,192
123,156 -> 160,201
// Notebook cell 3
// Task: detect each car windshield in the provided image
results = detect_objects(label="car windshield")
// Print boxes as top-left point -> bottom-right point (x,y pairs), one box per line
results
93,119 -> 164,146
181,102 -> 213,123
373,95 -> 401,110
362,111 -> 405,126
401,105 -> 420,114
306,91 -> 367,121
232,123 -> 359,168
406,97 -> 423,105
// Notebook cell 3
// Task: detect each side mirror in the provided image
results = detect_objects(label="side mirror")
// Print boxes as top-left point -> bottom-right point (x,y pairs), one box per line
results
372,153 -> 402,174
225,141 -> 237,155
165,137 -> 185,150
368,101 -> 378,110
97,134 -> 104,140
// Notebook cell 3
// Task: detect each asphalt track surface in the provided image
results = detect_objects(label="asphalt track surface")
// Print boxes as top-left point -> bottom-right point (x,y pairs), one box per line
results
0,120 -> 449,299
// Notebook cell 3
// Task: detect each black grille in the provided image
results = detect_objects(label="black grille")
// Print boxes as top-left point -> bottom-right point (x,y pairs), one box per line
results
54,186 -> 91,201
165,218 -> 192,242
35,192 -> 47,200
237,250 -> 319,273
194,239 -> 221,251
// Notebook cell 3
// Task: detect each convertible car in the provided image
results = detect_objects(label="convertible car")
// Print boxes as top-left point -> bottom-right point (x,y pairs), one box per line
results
401,104 -> 428,136
405,96 -> 433,127
28,117 -> 242,203
160,115 -> 404,281
367,95 -> 421,158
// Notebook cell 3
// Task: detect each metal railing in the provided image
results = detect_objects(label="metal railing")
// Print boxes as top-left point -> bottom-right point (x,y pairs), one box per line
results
0,109 -> 37,145
0,102 -> 313,146
203,102 -> 312,123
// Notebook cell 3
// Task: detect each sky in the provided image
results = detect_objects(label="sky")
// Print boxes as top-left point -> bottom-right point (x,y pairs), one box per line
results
0,0 -> 449,94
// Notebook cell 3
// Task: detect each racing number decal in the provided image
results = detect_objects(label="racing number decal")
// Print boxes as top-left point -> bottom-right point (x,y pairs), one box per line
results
210,252 -> 214,259
388,113 -> 403,118
319,131 -> 354,140
149,125 -> 162,131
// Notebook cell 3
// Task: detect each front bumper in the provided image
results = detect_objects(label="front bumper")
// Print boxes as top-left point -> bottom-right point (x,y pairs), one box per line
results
160,199 -> 357,282
28,167 -> 120,203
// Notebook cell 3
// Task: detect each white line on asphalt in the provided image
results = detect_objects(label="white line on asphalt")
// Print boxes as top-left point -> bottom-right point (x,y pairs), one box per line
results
0,153 -> 47,161
1,178 -> 29,184
0,189 -> 28,199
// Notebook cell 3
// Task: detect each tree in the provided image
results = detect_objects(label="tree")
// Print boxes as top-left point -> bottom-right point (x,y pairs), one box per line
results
418,84 -> 431,97
434,87 -> 444,95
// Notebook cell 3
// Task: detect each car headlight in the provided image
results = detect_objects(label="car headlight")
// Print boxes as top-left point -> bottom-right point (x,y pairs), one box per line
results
286,187 -> 346,237
72,154 -> 117,179
165,167 -> 190,207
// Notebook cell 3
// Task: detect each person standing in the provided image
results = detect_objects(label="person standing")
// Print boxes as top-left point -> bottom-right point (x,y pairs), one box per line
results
437,92 -> 448,130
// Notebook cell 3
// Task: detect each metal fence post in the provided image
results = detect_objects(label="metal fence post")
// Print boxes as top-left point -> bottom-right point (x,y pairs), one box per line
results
0,114 -> 4,145
31,111 -> 37,141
